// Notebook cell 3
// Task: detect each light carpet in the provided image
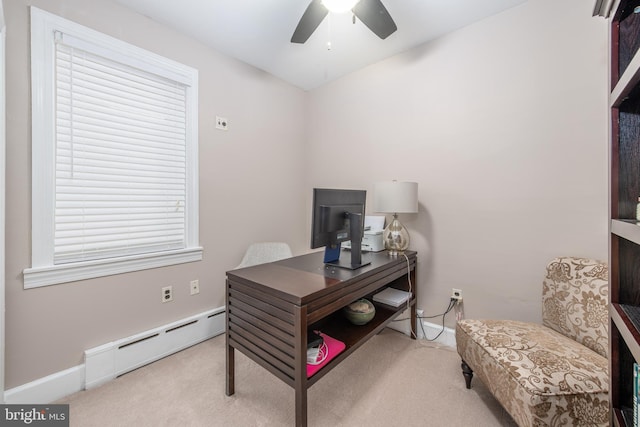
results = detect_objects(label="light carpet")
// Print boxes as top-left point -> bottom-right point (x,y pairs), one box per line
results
60,329 -> 517,426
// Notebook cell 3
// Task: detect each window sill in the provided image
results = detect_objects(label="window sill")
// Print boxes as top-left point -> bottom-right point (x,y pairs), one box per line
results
23,247 -> 203,289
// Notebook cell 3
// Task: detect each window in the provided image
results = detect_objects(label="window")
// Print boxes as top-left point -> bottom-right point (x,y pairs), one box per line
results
25,7 -> 201,288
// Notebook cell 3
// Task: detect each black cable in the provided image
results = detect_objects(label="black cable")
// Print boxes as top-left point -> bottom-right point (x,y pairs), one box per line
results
393,297 -> 457,341
423,298 -> 456,341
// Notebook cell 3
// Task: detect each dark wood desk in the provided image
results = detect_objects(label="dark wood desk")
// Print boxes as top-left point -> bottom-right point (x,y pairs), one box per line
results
225,250 -> 417,427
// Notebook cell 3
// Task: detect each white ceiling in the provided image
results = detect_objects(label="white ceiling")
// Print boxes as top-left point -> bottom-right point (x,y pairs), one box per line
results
114,0 -> 527,91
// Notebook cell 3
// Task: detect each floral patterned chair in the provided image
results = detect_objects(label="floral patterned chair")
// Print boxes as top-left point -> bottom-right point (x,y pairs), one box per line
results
455,257 -> 609,426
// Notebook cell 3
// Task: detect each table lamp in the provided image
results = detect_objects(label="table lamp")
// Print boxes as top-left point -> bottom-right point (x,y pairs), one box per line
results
373,181 -> 418,256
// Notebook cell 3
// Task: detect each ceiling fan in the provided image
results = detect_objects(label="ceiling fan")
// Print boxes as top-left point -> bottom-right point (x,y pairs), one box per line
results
291,0 -> 397,44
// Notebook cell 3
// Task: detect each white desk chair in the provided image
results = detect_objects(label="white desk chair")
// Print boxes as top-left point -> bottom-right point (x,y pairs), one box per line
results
234,242 -> 293,269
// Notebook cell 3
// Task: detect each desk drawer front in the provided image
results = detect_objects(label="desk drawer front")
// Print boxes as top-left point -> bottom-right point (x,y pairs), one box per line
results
307,257 -> 416,324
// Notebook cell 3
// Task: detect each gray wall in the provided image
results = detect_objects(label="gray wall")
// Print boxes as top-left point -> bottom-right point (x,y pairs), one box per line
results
4,0 -> 308,389
4,0 -> 608,390
306,0 -> 608,326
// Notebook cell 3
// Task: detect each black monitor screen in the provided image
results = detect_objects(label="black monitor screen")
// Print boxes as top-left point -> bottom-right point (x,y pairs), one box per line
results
310,188 -> 369,269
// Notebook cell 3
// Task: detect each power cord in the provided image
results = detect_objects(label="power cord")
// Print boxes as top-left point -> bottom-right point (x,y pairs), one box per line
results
307,341 -> 329,365
454,297 -> 464,322
396,254 -> 459,341
393,297 -> 457,341
401,253 -> 416,338
402,253 -> 412,298
421,298 -> 456,341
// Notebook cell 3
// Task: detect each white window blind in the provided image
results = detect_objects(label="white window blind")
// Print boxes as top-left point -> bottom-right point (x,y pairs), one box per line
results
54,35 -> 188,264
27,7 -> 200,288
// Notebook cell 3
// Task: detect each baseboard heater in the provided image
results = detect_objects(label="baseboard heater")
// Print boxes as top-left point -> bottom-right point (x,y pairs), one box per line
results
84,307 -> 225,389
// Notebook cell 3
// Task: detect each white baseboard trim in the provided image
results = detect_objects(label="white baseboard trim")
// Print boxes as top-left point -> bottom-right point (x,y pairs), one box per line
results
4,307 -> 225,404
386,312 -> 456,348
4,365 -> 84,404
85,307 -> 225,389
419,321 -> 456,347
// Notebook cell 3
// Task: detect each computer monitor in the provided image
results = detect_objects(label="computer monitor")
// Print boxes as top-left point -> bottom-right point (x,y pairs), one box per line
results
310,188 -> 370,270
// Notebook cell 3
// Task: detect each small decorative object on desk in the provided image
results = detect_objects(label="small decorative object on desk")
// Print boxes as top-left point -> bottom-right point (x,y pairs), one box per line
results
636,197 -> 640,221
343,298 -> 375,325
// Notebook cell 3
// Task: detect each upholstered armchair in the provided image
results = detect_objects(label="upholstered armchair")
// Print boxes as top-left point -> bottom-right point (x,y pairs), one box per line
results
455,257 -> 609,426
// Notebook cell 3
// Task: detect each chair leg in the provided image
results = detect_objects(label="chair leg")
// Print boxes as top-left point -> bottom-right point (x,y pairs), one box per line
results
461,359 -> 473,389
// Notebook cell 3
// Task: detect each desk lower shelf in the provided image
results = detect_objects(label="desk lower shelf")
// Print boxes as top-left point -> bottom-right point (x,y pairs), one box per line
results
306,297 -> 414,386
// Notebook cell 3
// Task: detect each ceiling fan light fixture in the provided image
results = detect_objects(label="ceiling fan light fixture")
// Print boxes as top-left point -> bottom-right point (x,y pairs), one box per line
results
321,0 -> 360,14
292,0 -> 395,44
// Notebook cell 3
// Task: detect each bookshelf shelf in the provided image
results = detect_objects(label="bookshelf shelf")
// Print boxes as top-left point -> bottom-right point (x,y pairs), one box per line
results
611,304 -> 640,362
611,48 -> 640,107
611,219 -> 640,245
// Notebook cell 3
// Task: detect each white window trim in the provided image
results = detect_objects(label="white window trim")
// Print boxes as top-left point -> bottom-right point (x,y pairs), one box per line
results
24,7 -> 201,288
1,0 -> 6,402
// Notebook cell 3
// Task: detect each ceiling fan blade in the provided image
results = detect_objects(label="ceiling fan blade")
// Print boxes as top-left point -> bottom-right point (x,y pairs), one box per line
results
291,0 -> 329,44
352,0 -> 397,40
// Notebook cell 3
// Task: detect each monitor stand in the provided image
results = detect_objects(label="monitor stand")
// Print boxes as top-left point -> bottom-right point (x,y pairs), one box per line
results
324,251 -> 371,270
323,213 -> 371,270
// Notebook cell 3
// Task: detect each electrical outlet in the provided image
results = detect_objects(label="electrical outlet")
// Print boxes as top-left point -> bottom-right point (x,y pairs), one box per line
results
215,116 -> 228,131
451,288 -> 462,302
190,279 -> 200,295
162,286 -> 173,303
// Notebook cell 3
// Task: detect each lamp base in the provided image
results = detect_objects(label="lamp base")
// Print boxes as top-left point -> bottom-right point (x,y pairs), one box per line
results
383,214 -> 410,256
387,250 -> 405,257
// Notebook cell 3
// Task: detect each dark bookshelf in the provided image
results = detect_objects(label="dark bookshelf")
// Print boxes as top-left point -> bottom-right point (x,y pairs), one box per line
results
610,2 -> 640,425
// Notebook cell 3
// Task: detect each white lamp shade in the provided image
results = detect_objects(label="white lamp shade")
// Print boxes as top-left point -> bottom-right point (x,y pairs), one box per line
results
374,181 -> 419,214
